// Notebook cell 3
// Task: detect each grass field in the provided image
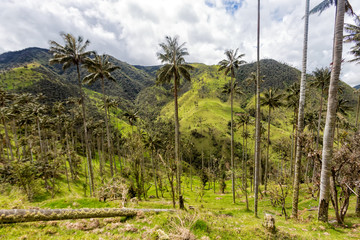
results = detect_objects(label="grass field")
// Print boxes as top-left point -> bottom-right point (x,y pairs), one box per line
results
0,174 -> 359,240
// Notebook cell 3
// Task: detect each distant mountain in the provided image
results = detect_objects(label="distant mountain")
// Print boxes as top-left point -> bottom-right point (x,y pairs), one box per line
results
0,47 -> 155,101
236,59 -> 301,90
354,84 -> 360,90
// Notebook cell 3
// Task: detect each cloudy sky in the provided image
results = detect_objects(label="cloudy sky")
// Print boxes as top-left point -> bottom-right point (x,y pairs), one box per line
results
0,0 -> 359,86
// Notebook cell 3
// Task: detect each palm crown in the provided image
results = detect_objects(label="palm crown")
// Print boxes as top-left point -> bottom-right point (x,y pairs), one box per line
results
218,49 -> 246,78
83,54 -> 120,85
156,36 -> 194,85
49,33 -> 94,71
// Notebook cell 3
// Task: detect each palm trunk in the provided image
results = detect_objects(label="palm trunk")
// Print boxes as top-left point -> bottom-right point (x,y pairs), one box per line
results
254,0 -> 261,217
150,151 -> 159,198
356,94 -> 360,129
76,64 -> 94,196
318,0 -> 345,222
312,91 -> 324,184
2,116 -> 13,162
291,0 -> 309,219
0,208 -> 171,224
101,77 -> 113,177
355,187 -> 360,216
173,75 -> 183,209
264,107 -> 271,192
316,91 -> 324,149
245,123 -> 249,210
230,76 -> 235,204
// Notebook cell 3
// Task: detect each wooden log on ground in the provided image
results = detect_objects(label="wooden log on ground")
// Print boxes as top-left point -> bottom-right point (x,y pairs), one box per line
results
0,208 -> 173,224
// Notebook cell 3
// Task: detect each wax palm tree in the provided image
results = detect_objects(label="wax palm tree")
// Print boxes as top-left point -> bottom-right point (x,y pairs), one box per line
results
292,0 -> 310,219
254,0 -> 261,217
123,110 -> 139,133
310,68 -> 331,149
49,33 -> 95,195
218,48 -> 246,204
222,81 -> 243,96
83,54 -> 120,177
318,0 -> 346,222
260,88 -> 283,191
156,36 -> 194,209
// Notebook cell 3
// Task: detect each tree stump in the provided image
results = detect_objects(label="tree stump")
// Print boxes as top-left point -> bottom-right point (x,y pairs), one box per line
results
263,213 -> 276,233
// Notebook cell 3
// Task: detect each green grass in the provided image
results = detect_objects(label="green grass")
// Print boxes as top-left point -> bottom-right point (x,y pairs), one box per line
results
0,173 -> 359,239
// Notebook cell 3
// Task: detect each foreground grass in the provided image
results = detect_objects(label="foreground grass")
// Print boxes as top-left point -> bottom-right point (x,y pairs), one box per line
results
0,178 -> 359,240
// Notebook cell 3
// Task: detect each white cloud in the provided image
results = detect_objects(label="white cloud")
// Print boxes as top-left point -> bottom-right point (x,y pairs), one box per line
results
0,0 -> 359,86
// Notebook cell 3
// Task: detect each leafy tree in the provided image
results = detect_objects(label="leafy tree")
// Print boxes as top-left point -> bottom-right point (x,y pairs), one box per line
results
49,33 -> 95,196
156,36 -> 194,209
83,54 -> 120,177
218,48 -> 246,204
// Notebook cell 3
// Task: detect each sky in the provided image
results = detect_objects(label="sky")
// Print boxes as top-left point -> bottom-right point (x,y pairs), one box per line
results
0,0 -> 359,86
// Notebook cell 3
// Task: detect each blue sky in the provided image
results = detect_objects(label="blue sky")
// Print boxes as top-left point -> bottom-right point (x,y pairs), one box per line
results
0,0 -> 359,86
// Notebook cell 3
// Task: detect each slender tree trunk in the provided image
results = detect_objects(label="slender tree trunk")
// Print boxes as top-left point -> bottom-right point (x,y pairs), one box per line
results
245,124 -> 249,210
101,77 -> 113,177
97,136 -> 104,182
290,114 -> 294,177
2,116 -> 13,162
173,75 -> 183,209
150,152 -> 159,198
316,91 -> 324,149
254,0 -> 261,217
312,92 -> 324,184
356,94 -> 360,130
65,129 -> 75,181
355,187 -> 360,216
76,64 -> 94,196
292,0 -> 309,219
264,107 -> 271,192
318,0 -> 345,222
230,76 -> 235,204
190,154 -> 193,192
329,169 -> 343,224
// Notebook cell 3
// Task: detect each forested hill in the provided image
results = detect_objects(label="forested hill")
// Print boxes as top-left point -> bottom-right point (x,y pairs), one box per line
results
0,47 -> 356,108
0,47 -> 154,101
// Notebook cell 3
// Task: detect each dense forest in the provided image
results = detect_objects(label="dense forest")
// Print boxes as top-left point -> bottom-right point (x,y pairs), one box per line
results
0,0 -> 360,239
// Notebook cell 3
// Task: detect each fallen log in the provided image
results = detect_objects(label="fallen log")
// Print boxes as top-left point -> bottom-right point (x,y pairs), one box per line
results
0,208 -> 173,224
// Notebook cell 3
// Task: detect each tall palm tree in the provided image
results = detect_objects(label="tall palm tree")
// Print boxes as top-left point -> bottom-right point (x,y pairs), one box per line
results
292,0 -> 310,219
218,48 -> 246,204
260,88 -> 283,191
156,36 -> 194,209
318,0 -> 346,222
285,82 -> 300,177
309,68 -> 331,149
254,0 -> 261,217
83,54 -> 120,177
49,33 -> 95,195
